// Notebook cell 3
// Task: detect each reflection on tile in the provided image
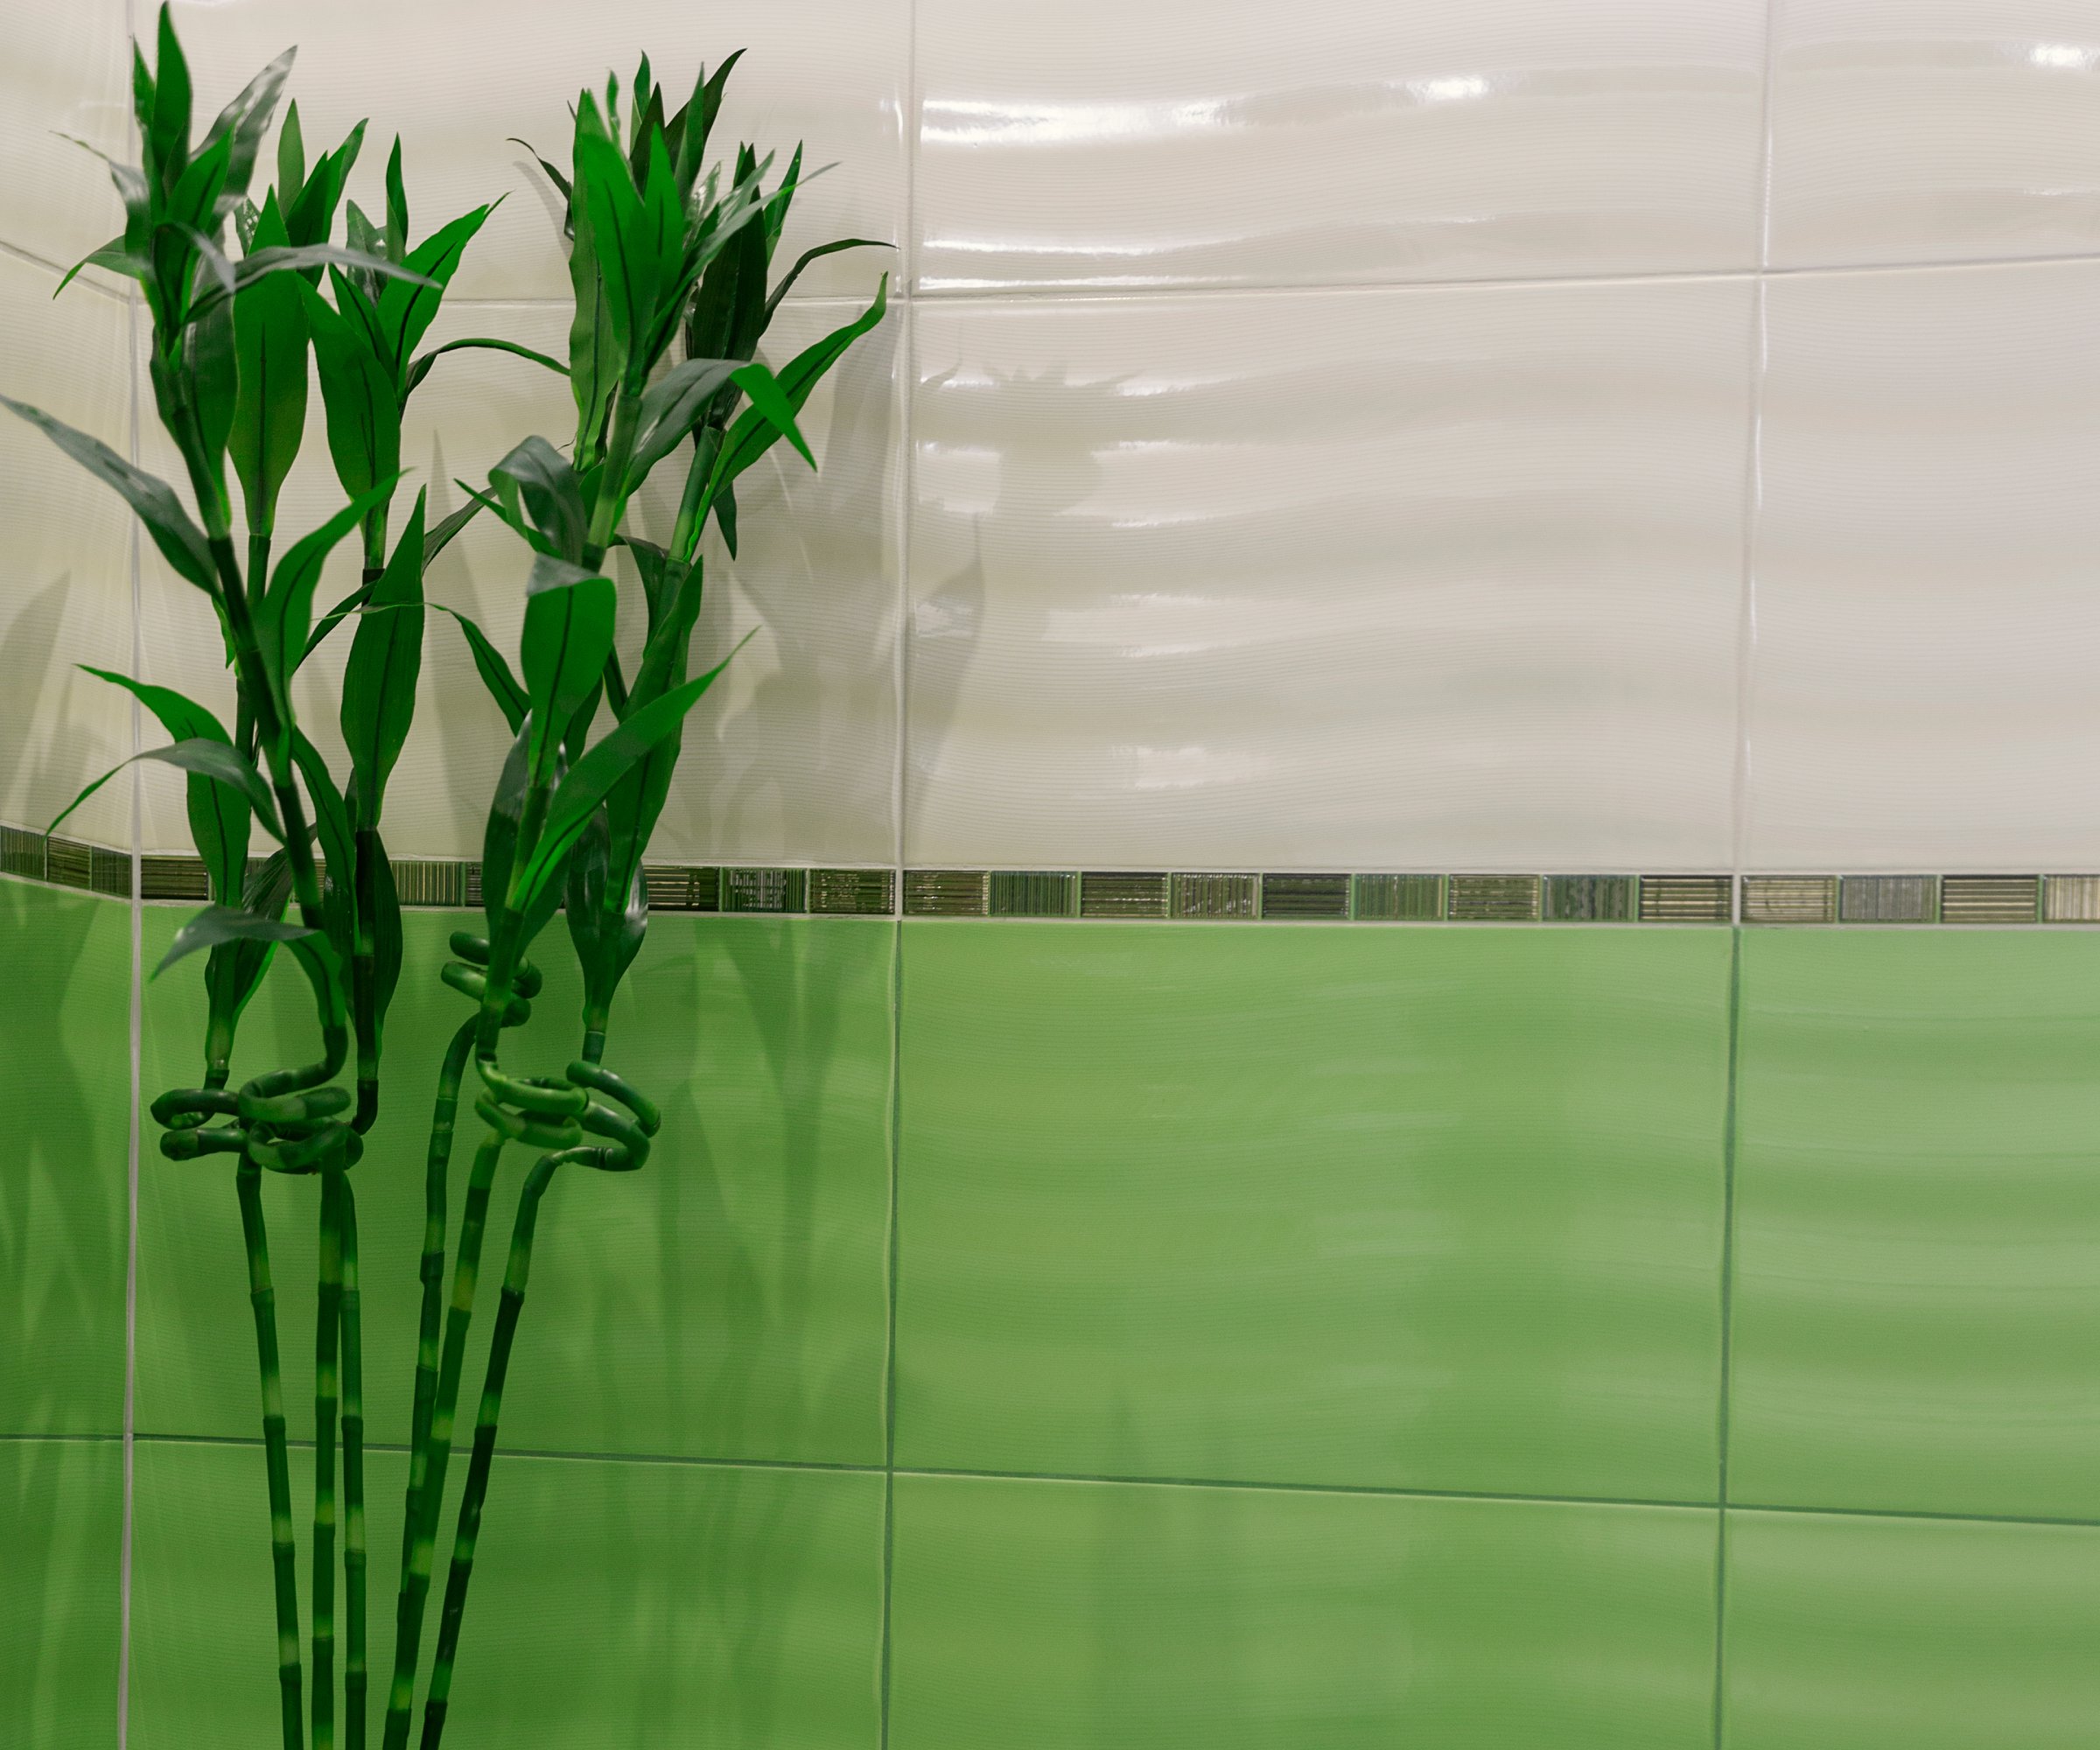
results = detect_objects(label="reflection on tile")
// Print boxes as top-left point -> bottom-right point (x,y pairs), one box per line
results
895,924 -> 1731,1502
1723,1509 -> 2100,1750
0,0 -> 129,276
0,254 -> 135,849
908,283 -> 1754,872
138,290 -> 900,866
1747,261 -> 2100,871
1731,933 -> 2100,1521
129,1438 -> 884,1750
1769,1 -> 2100,268
164,0 -> 906,303
888,1474 -> 1718,1750
915,0 -> 1767,290
136,909 -> 893,1467
0,1438 -> 121,1750
0,882 -> 133,1438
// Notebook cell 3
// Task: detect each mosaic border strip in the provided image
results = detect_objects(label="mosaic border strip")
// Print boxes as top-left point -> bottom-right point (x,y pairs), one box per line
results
14,826 -> 2100,927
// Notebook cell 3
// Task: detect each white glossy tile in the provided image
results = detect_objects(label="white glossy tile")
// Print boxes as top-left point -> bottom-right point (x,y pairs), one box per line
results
0,0 -> 130,276
1747,260 -> 2100,871
914,0 -> 1768,294
136,293 -> 901,865
1769,1 -> 2100,269
0,255 -> 135,846
906,283 -> 1755,872
164,0 -> 906,304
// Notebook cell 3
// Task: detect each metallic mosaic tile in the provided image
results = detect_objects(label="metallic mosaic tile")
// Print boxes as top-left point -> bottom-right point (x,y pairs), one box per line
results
1352,874 -> 1445,922
1260,872 -> 1351,921
1939,875 -> 2039,925
644,865 -> 721,913
906,869 -> 990,918
1,823 -> 47,881
1839,875 -> 1938,924
392,860 -> 474,908
990,871 -> 1078,919
1080,872 -> 1170,920
2043,875 -> 2100,923
141,856 -> 209,903
809,868 -> 897,916
1544,875 -> 1637,922
1448,875 -> 1542,922
1640,875 -> 1732,924
1172,872 -> 1259,920
722,867 -> 808,914
1742,875 -> 1838,925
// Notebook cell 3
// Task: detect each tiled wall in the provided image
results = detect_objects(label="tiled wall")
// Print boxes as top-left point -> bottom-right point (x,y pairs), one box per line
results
5,3 -> 2100,1746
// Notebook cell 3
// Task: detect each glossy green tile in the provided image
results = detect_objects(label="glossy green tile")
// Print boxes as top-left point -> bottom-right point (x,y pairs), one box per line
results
1723,1508 -> 2100,1750
888,1472 -> 1716,1750
129,1438 -> 885,1749
896,922 -> 1730,1501
1731,933 -> 2100,1520
0,1437 -> 122,1747
0,878 -> 133,1436
136,909 -> 892,1464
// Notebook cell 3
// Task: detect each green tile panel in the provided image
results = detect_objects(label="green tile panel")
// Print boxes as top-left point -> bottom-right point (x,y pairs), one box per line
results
1722,1508 -> 2100,1750
127,1438 -> 884,1750
0,1438 -> 122,1749
887,1472 -> 1718,1750
895,922 -> 1732,1503
135,909 -> 894,1466
1730,932 -> 2100,1521
0,881 -> 134,1436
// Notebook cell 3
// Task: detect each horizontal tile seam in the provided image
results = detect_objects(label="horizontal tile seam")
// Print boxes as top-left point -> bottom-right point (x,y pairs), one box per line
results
83,1435 -> 2098,1530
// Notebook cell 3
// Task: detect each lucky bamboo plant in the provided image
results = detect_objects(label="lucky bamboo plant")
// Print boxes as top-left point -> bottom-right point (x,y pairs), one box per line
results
14,9 -> 884,1746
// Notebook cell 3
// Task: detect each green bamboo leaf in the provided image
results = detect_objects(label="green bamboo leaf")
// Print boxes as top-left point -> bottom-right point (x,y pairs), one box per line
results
51,738 -> 282,844
479,723 -> 567,948
341,491 -> 426,822
228,193 -> 307,536
628,356 -> 742,482
204,848 -> 295,1044
197,46 -> 295,219
490,438 -> 586,563
384,137 -> 409,262
156,902 -> 312,979
519,634 -> 749,909
452,476 -> 550,556
277,101 -> 306,212
0,395 -> 215,592
565,807 -> 647,1012
260,475 -> 405,702
290,731 -> 355,894
147,6 -> 192,187
521,554 -> 616,779
327,264 -> 393,377
402,335 -> 566,401
431,603 -> 527,731
571,101 -> 650,364
508,136 -> 572,214
762,142 -> 804,256
76,665 -> 249,901
295,278 -> 402,508
764,237 -> 888,325
190,244 -> 433,326
683,171 -> 766,371
680,50 -> 745,192
284,121 -> 367,256
566,177 -> 619,467
378,201 -> 497,381
424,494 -> 485,566
729,360 -> 814,467
369,829 -> 403,1025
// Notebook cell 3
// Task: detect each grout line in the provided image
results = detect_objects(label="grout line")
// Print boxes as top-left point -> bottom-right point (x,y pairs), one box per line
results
1712,924 -> 1747,1750
0,236 -> 131,304
103,1432 -> 2100,1530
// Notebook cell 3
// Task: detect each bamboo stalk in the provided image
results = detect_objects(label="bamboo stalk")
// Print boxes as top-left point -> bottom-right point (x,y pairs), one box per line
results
237,1159 -> 304,1750
339,1176 -> 369,1750
382,1130 -> 506,1750
313,1173 -> 342,1750
416,1153 -> 557,1749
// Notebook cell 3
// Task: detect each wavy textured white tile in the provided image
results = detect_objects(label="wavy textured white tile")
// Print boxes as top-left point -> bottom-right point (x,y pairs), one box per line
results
906,283 -> 1754,872
0,0 -> 130,275
1747,260 -> 2100,870
163,0 -> 906,303
1768,0 -> 2100,268
0,252 -> 136,847
914,0 -> 1768,293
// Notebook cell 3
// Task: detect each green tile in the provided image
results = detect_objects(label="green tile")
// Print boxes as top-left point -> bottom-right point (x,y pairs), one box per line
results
0,879 -> 133,1436
136,909 -> 892,1465
0,1437 -> 122,1747
888,1473 -> 1716,1750
1723,1508 -> 2100,1750
128,1438 -> 884,1749
1731,933 -> 2100,1520
896,922 -> 1730,1502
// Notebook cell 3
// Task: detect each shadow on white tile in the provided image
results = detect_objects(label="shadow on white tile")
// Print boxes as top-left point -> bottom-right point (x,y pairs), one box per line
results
1747,259 -> 2100,869
915,0 -> 1768,293
907,282 -> 1755,872
1769,1 -> 2100,270
0,1 -> 130,279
